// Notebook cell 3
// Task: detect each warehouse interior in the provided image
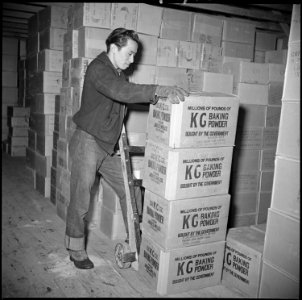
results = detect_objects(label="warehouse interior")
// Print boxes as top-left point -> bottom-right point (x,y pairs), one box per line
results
2,2 -> 300,298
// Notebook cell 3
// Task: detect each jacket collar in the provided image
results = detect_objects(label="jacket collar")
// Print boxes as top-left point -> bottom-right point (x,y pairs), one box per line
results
96,52 -> 121,77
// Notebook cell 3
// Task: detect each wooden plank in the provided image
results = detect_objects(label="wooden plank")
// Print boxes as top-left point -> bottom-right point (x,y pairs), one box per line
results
173,3 -> 291,23
250,4 -> 293,12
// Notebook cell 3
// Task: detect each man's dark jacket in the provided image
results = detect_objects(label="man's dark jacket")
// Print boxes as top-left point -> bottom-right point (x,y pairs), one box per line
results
73,52 -> 157,154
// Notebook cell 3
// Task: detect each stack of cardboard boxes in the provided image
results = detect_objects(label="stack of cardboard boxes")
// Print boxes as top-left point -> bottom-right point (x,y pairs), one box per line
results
222,51 -> 285,227
259,4 -> 300,298
25,5 -> 68,198
6,106 -> 30,157
139,93 -> 239,295
2,38 -> 19,144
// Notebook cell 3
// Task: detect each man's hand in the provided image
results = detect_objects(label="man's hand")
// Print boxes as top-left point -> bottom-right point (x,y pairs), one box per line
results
155,85 -> 189,104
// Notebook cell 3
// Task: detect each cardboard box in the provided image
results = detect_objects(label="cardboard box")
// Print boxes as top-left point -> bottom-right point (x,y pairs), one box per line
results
222,20 -> 255,44
222,56 -> 252,64
253,50 -> 265,63
187,71 -> 233,94
99,205 -> 127,240
36,134 -> 53,156
250,223 -> 266,234
135,34 -> 158,66
236,83 -> 268,105
232,149 -> 261,173
282,41 -> 300,101
260,149 -> 276,171
230,191 -> 259,215
288,4 -> 300,43
259,261 -> 300,299
62,60 -> 71,88
263,208 -> 300,281
136,4 -> 163,36
222,41 -> 254,60
28,14 -> 38,36
147,93 -> 239,148
259,171 -> 274,192
35,151 -> 52,178
72,3 -> 111,29
2,71 -> 17,87
160,8 -> 192,41
257,192 -> 271,224
268,63 -> 285,82
2,37 -> 18,56
222,226 -> 265,298
271,156 -> 300,219
26,54 -> 38,75
129,64 -> 156,84
265,49 -> 288,64
155,66 -> 188,90
156,38 -> 178,67
110,3 -> 139,30
255,31 -> 277,51
265,105 -> 281,128
34,71 -> 62,94
39,27 -> 67,51
268,82 -> 283,106
143,140 -> 233,200
139,235 -> 225,295
142,190 -> 230,249
70,57 -> 92,88
222,61 -> 269,85
178,41 -> 201,69
29,113 -> 55,136
228,213 -> 256,228
78,27 -> 110,59
8,136 -> 28,147
191,13 -> 223,46
2,54 -> 18,71
31,93 -> 57,114
7,106 -> 30,117
38,5 -> 68,31
200,44 -> 223,73
38,49 -> 63,72
262,128 -> 278,150
28,129 -> 37,151
230,172 -> 260,194
63,30 -> 79,62
235,127 -> 263,149
26,34 -> 39,57
35,173 -> 51,198
9,127 -> 28,137
9,116 -> 29,128
2,87 -> 18,104
276,101 -> 300,160
7,145 -> 26,157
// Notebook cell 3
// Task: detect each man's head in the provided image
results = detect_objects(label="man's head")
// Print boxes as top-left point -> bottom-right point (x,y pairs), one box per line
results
106,28 -> 140,71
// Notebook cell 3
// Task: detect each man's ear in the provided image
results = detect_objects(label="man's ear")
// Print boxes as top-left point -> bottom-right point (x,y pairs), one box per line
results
110,43 -> 118,53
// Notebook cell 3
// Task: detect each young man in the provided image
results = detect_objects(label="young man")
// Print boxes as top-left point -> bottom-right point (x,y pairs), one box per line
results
65,28 -> 188,269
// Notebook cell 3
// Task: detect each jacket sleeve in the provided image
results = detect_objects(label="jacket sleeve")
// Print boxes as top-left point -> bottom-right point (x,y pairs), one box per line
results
89,61 -> 158,104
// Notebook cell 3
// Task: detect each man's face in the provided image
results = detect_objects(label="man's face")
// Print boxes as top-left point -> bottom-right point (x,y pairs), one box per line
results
112,39 -> 138,70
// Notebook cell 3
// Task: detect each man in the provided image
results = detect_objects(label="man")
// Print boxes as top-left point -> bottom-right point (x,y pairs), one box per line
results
65,28 -> 188,269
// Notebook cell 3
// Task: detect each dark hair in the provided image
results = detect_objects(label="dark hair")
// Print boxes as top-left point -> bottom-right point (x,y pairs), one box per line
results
105,28 -> 140,53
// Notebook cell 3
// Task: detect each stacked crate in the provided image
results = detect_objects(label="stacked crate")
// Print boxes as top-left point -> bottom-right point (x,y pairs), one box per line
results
259,4 -> 300,298
221,226 -> 265,297
26,5 -> 67,198
254,30 -> 278,63
6,106 -> 30,156
140,93 -> 239,295
222,58 -> 285,226
221,19 -> 255,63
2,37 -> 19,144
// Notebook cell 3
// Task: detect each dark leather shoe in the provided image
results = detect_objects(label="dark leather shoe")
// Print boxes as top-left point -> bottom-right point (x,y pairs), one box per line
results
70,255 -> 94,269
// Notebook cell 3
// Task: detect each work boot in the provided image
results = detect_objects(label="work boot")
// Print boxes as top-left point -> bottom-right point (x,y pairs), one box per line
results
69,250 -> 94,269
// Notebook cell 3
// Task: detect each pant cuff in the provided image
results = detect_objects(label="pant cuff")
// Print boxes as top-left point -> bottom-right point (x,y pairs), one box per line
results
65,235 -> 85,251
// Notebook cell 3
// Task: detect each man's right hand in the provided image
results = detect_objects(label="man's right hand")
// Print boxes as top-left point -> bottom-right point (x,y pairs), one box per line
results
155,85 -> 189,104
